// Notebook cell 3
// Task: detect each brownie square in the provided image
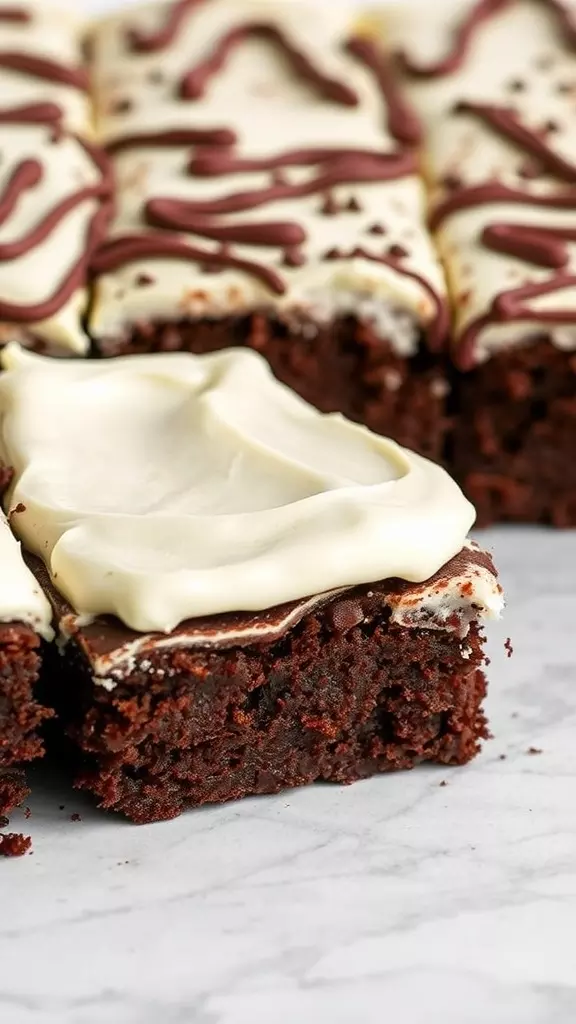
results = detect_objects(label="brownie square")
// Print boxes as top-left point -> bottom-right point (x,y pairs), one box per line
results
40,546 -> 500,823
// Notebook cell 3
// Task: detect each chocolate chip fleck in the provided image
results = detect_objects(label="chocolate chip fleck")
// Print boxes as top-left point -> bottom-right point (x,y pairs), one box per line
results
111,97 -> 134,115
346,195 -> 362,212
387,243 -> 408,260
368,223 -> 386,235
507,78 -> 525,92
323,247 -> 342,261
136,273 -> 155,287
441,173 -> 462,192
282,247 -> 306,268
320,192 -> 339,216
543,119 -> 559,134
518,160 -> 543,180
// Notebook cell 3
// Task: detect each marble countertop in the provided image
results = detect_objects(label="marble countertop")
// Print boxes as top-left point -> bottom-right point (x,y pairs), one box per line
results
1,528 -> 575,1024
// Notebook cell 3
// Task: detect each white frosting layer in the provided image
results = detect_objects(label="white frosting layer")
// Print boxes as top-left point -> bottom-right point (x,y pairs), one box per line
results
89,0 -> 446,353
0,1 -> 95,354
0,513 -> 52,640
379,0 -> 576,362
0,1 -> 89,132
0,344 -> 475,634
0,125 -> 104,355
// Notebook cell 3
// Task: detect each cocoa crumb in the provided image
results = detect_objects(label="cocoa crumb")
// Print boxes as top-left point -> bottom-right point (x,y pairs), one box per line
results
439,780 -> 448,787
110,97 -> 134,115
387,243 -> 408,260
527,746 -> 543,756
440,172 -> 462,191
368,222 -> 386,235
346,195 -> 362,212
135,273 -> 155,287
505,638 -> 513,658
282,247 -> 306,268
0,833 -> 31,857
24,807 -> 31,820
499,754 -> 507,760
320,192 -> 339,216
70,813 -> 82,822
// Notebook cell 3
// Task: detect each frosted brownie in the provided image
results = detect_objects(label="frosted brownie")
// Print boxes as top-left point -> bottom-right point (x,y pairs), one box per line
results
0,484 -> 53,815
0,1 -> 112,354
380,0 -> 576,524
88,0 -> 450,460
0,345 -> 502,822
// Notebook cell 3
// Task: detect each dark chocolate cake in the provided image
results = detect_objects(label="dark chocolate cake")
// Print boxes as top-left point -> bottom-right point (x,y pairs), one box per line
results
0,345 -> 503,822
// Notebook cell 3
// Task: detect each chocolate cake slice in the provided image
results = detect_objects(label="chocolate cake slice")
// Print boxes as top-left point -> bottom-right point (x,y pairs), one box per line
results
0,1 -> 112,354
0,345 -> 503,823
380,0 -> 576,524
0,502 -> 53,816
87,0 -> 450,461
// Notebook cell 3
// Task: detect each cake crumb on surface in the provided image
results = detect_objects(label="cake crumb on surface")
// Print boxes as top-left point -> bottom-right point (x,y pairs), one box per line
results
0,833 -> 32,857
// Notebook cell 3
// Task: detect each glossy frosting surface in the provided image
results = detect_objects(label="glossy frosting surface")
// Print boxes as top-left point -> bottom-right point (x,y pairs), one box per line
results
0,345 -> 475,633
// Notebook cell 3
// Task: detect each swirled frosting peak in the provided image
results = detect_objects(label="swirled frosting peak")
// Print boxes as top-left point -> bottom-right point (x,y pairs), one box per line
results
0,345 -> 475,632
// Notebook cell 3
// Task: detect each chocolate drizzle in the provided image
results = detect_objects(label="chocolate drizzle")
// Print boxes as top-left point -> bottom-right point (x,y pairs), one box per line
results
349,247 -> 449,349
0,141 -> 113,323
91,234 -> 286,295
147,201 -> 306,248
0,5 -> 114,329
180,23 -> 359,107
456,100 -> 576,182
0,52 -> 88,91
397,0 -> 576,78
176,151 -> 416,216
346,36 -> 422,145
97,148 -> 418,295
393,0 -> 576,365
92,13 -> 447,334
397,0 -> 510,77
0,8 -> 30,23
482,222 -> 576,268
127,0 -> 205,54
107,127 -> 236,155
0,102 -> 62,125
0,160 -> 42,228
430,179 -> 576,232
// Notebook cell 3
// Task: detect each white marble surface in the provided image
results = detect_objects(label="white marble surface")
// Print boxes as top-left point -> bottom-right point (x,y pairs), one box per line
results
1,528 -> 575,1024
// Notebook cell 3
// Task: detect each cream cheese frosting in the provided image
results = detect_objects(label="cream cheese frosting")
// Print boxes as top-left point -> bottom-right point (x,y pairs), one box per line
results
0,344 -> 475,634
0,513 -> 52,640
0,1 -> 109,355
377,0 -> 576,366
88,0 -> 447,354
0,1 -> 90,132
